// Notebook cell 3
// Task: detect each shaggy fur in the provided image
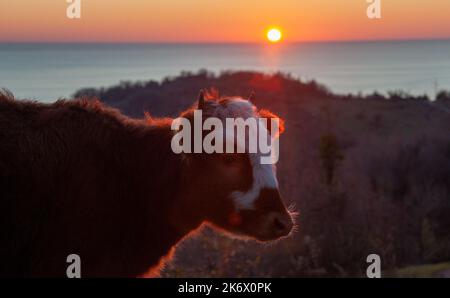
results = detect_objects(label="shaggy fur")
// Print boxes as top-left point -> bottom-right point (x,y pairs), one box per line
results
0,94 -> 197,277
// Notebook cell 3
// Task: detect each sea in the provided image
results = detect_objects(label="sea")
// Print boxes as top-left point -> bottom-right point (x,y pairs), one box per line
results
1,40 -> 450,102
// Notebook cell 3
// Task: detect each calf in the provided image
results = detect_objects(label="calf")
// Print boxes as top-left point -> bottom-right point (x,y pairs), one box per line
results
0,90 -> 293,277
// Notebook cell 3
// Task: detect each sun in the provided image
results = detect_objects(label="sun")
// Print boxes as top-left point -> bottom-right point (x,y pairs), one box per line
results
267,28 -> 282,43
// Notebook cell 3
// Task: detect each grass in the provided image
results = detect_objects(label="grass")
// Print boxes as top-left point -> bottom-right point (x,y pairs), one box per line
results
387,262 -> 450,278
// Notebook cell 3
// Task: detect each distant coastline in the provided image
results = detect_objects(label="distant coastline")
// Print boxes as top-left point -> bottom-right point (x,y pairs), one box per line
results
71,70 -> 450,118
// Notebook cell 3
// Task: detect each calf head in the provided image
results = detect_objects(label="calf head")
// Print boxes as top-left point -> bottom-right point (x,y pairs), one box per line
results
175,91 -> 294,241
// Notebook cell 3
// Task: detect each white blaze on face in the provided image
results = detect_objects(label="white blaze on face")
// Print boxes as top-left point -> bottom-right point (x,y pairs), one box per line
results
207,98 -> 280,210
232,154 -> 279,210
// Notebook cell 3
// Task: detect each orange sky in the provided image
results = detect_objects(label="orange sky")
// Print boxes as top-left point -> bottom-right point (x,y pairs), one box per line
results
1,0 -> 449,42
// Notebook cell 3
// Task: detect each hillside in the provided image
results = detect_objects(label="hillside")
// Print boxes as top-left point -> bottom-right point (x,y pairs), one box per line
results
75,70 -> 450,277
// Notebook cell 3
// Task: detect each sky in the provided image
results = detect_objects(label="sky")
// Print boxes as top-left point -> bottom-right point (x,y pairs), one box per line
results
0,0 -> 450,42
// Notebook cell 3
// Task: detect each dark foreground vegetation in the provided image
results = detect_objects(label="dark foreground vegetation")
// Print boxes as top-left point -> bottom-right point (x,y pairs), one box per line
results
75,70 -> 450,277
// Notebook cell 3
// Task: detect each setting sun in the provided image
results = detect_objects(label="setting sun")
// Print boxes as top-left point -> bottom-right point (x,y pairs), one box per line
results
267,28 -> 282,43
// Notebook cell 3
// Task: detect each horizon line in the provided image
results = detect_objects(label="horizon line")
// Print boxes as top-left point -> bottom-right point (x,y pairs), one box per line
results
1,37 -> 450,45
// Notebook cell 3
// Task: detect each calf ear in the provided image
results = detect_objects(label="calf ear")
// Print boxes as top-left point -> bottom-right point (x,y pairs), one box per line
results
258,109 -> 285,137
198,89 -> 205,109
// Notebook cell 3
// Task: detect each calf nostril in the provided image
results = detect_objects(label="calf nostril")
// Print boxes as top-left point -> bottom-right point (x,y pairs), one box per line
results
273,217 -> 286,231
